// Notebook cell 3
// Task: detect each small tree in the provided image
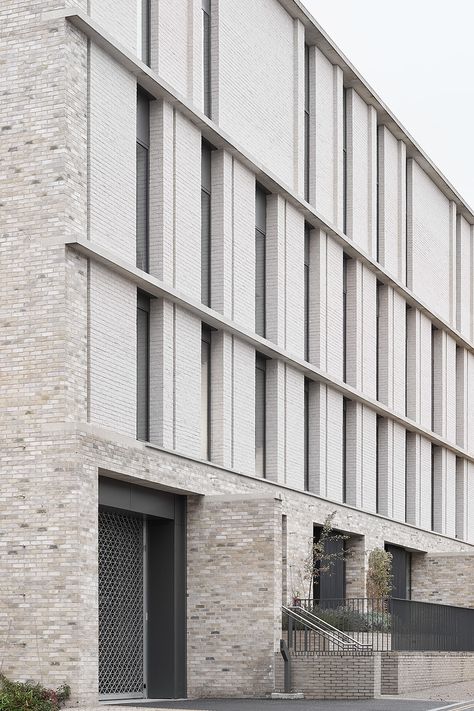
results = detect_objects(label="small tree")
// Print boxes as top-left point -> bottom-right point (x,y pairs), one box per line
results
366,547 -> 393,600
300,512 -> 349,602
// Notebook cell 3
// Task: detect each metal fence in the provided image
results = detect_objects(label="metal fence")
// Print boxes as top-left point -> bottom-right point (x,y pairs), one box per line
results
286,598 -> 391,653
284,597 -> 474,653
391,597 -> 474,651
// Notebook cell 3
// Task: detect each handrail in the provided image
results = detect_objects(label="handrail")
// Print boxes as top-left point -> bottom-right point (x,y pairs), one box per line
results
290,606 -> 372,649
284,606 -> 354,647
282,605 -> 372,651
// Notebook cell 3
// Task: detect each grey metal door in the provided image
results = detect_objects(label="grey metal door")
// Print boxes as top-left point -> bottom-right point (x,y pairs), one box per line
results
385,544 -> 411,599
99,510 -> 145,700
313,527 -> 346,603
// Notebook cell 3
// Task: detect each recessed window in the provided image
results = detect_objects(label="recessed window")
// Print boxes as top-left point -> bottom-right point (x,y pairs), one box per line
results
202,0 -> 211,117
304,43 -> 310,202
136,291 -> 150,441
304,378 -> 310,491
304,224 -> 311,361
201,326 -> 211,460
137,0 -> 150,65
136,91 -> 150,272
342,254 -> 349,383
255,185 -> 267,337
255,353 -> 267,477
201,141 -> 212,306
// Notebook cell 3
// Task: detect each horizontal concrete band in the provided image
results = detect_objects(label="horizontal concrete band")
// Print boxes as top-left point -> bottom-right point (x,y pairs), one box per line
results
55,234 -> 474,467
42,8 -> 474,361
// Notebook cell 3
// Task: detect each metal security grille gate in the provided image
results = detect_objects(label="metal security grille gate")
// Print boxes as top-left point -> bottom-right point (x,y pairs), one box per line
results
99,510 -> 145,699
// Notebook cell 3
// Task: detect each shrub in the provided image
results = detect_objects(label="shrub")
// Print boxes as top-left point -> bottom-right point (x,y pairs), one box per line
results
367,548 -> 393,599
0,675 -> 70,711
312,605 -> 391,632
312,605 -> 370,632
283,604 -> 391,633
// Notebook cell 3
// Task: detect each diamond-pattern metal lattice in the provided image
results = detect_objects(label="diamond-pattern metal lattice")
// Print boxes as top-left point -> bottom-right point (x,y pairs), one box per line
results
99,510 -> 144,697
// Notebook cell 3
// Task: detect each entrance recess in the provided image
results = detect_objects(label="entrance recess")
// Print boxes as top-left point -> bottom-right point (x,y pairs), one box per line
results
98,477 -> 186,701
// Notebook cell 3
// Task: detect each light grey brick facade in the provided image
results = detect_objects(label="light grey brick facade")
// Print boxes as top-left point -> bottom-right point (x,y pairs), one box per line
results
1,0 -> 474,704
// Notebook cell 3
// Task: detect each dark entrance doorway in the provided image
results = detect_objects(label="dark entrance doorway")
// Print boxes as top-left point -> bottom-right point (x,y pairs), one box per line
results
385,543 -> 411,599
98,477 -> 186,700
312,525 -> 346,602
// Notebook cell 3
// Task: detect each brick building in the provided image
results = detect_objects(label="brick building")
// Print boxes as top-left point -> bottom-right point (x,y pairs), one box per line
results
1,0 -> 474,704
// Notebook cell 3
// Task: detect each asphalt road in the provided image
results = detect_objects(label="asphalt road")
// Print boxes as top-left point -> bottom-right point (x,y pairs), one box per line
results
118,698 -> 474,711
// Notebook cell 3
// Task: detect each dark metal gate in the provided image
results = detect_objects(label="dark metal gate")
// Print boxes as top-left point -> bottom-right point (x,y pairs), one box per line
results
99,510 -> 145,699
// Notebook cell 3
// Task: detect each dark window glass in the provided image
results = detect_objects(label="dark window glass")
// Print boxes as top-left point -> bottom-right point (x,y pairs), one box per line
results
138,0 -> 150,65
376,280 -> 382,401
137,292 -> 150,441
201,326 -> 211,460
255,354 -> 266,477
202,0 -> 211,117
201,142 -> 212,305
376,414 -> 383,514
136,144 -> 149,272
343,88 -> 348,234
431,324 -> 437,432
431,443 -> 436,531
136,92 -> 150,272
255,185 -> 266,337
405,430 -> 409,522
343,254 -> 349,383
304,225 -> 311,361
304,43 -> 310,202
376,125 -> 381,262
342,397 -> 349,503
405,304 -> 411,417
304,378 -> 310,491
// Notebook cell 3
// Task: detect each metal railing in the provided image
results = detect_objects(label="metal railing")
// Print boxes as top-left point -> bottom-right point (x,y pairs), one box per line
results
286,597 -> 474,653
391,598 -> 474,651
283,604 -> 372,654
291,598 -> 391,652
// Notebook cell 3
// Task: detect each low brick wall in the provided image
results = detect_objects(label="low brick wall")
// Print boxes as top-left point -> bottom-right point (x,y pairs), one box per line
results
381,652 -> 474,694
275,653 -> 378,699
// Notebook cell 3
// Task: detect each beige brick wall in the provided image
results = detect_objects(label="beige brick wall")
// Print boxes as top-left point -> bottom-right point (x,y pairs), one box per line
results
407,159 -> 456,325
381,652 -> 474,695
309,47 -> 344,229
456,215 -> 473,341
377,126 -> 407,283
345,88 -> 377,258
275,652 -> 378,699
187,495 -> 282,697
411,553 -> 474,607
216,0 -> 297,188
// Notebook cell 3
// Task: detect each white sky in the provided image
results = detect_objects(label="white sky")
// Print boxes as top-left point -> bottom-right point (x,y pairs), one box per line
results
301,0 -> 474,210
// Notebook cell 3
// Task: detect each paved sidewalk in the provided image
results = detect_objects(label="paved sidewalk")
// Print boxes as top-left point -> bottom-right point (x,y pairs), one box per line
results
86,698 -> 473,711
398,678 -> 474,702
